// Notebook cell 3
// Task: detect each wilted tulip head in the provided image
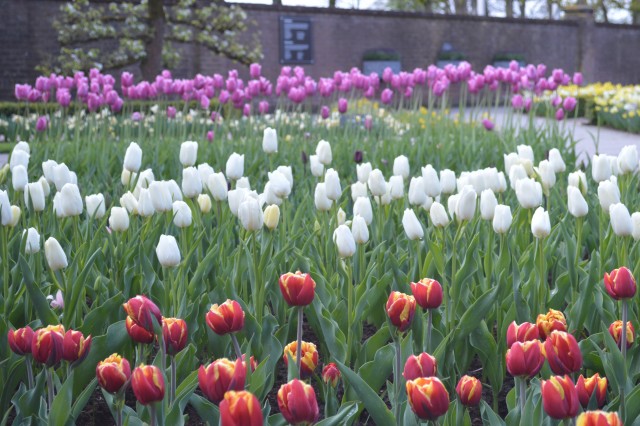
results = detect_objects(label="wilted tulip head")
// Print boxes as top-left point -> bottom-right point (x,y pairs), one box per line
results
604,266 -> 637,300
283,341 -> 319,378
96,353 -> 132,394
279,271 -> 316,307
536,308 -> 567,340
205,299 -> 245,335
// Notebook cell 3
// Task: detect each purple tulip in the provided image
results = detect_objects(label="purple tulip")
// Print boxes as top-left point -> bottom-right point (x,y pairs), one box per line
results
572,72 -> 583,86
563,96 -> 577,112
524,98 -> 533,112
382,67 -> 393,83
380,88 -> 393,105
131,112 -> 142,122
552,96 -> 562,108
555,108 -> 565,121
243,103 -> 251,117
167,106 -> 177,119
364,115 -> 373,130
511,94 -> 524,109
87,93 -> 102,112
258,100 -> 269,115
321,105 -> 330,119
56,89 -> 71,108
338,98 -> 348,114
482,118 -> 494,131
354,150 -> 363,163
36,116 -> 48,132
219,90 -> 230,104
15,84 -> 31,101
207,130 -> 214,142
200,95 -> 210,110
250,63 -> 262,79
111,98 -> 123,112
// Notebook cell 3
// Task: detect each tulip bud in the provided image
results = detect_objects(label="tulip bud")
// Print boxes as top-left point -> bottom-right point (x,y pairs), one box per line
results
353,196 -> 373,225
279,271 -> 316,306
182,167 -> 202,198
428,202 -> 448,228
148,181 -> 172,213
60,183 -> 83,217
576,373 -> 607,409
576,411 -> 622,426
131,364 -> 165,405
567,186 -> 588,218
7,205 -> 20,227
162,317 -> 187,356
368,169 -> 387,197
333,224 -> 356,258
408,177 -> 427,206
536,308 -> 567,339
108,207 -> 129,232
120,192 -> 139,214
541,375 -> 580,419
8,326 -> 35,355
479,189 -> 497,220
10,149 -> 29,171
515,178 -> 542,209
531,207 -> 551,239
402,209 -> 424,240
62,329 -> 92,364
226,153 -> 244,181
549,148 -> 566,173
403,352 -> 437,380
568,170 -> 588,195
31,324 -> 65,366
124,142 -> 142,172
506,321 -> 539,348
389,175 -> 404,200
268,170 -> 292,199
83,194 -> 105,219
310,155 -> 324,177
283,341 -> 319,378
598,179 -> 620,212
505,340 -> 545,378
197,194 -> 212,213
238,197 -> 263,231
316,140 -> 332,165
438,169 -> 455,194
418,165 -> 439,197
609,320 -> 634,349
53,163 -> 72,192
278,379 -> 320,425
171,201 -> 192,228
23,227 -> 40,254
156,234 -> 181,267
96,353 -> 131,393
357,162 -> 372,183
263,127 -> 278,153
263,204 -> 280,230
314,183 -> 332,212
42,160 -> 57,184
198,358 -> 247,404
351,215 -> 369,244
544,330 -> 583,375
206,299 -> 245,335
220,391 -> 264,426
337,207 -> 346,225
322,363 -> 341,387
12,165 -> 27,191
456,375 -> 482,406
386,291 -> 416,332
324,168 -> 341,201
0,190 -> 12,226
44,237 -> 67,271
592,154 -> 612,182
517,144 -> 534,163
617,145 -> 638,174
536,160 -> 556,192
406,377 -> 449,420
393,155 -> 410,180
24,182 -> 45,212
604,267 -> 637,300
180,141 -> 198,167
609,203 -> 633,236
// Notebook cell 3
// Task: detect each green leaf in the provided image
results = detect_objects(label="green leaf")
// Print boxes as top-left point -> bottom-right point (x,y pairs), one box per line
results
49,371 -> 75,426
479,400 -> 505,426
19,256 -> 58,325
315,402 -> 360,426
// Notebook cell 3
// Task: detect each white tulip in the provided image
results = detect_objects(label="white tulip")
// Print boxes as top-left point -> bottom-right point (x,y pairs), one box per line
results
377,187 -> 392,206
504,153 -> 520,175
617,145 -> 638,174
509,164 -> 528,188
480,189 -> 497,220
53,163 -> 72,192
60,183 -> 83,217
121,169 -> 136,186
353,196 -> 373,225
14,141 -> 30,154
440,169 -> 456,194
493,205 -> 512,234
24,227 -> 40,254
549,148 -> 566,173
496,172 -> 508,193
263,204 -> 280,230
333,224 -> 356,257
52,193 -> 64,218
263,127 -> 278,153
182,167 -> 202,198
337,208 -> 346,225
310,155 -> 324,177
44,237 -> 67,271
568,170 -> 588,195
268,170 -> 292,199
42,160 -> 57,184
198,194 -> 212,213
10,150 -> 29,171
25,182 -> 45,212
531,207 -> 551,239
632,212 -> 640,241
608,155 -> 620,176
430,202 -> 450,227
198,163 -> 215,184
109,207 -> 130,232
277,165 -> 293,187
156,235 -> 181,267
12,165 -> 27,191
123,142 -> 142,172
137,169 -> 155,188
137,188 -> 155,217
456,185 -> 477,221
120,192 -> 139,215
314,183 -> 333,211
515,178 -> 542,209
393,156 -> 410,180
517,145 -> 534,163
179,141 -> 198,167
357,162 -> 372,184
238,197 -> 263,231
610,203 -> 633,237
166,179 -> 183,202
208,172 -> 228,201
368,169 -> 387,197
261,182 -> 283,206
408,177 -> 427,206
447,194 -> 460,220
85,194 -> 105,219
536,160 -> 556,192
316,140 -> 332,165
351,215 -> 369,244
7,206 -> 20,227
592,154 -> 612,182
597,179 -> 620,212
0,190 -> 12,226
567,186 -> 588,218
226,153 -> 244,180
172,200 -> 193,228
228,188 -> 249,216
39,176 -> 50,197
422,165 -> 441,197
324,169 -> 341,201
402,209 -> 424,240
351,181 -> 368,202
149,181 -> 173,212
388,175 -> 404,200
422,196 -> 434,212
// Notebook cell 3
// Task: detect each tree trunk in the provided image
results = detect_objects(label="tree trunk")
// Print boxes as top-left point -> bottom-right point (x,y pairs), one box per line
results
470,0 -> 478,15
454,0 -> 467,14
484,0 -> 490,16
329,0 -> 337,8
600,0 -> 609,23
546,0 -> 553,18
141,0 -> 165,81
273,0 -> 282,5
506,0 -> 514,17
519,0 -> 526,18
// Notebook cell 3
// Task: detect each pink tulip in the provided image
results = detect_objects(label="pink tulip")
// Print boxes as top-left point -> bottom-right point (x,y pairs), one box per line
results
36,116 -> 48,132
482,118 -> 494,131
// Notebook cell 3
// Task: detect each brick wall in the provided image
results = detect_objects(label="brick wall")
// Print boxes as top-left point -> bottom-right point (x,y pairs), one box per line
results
1,1 -> 639,100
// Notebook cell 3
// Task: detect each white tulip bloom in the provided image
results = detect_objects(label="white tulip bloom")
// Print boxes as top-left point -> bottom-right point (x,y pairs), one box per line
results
597,179 -> 620,212
268,170 -> 292,199
456,185 -> 477,222
60,183 -> 83,217
172,201 -> 193,228
393,155 -> 410,180
198,163 -> 215,184
480,189 -> 497,220
179,141 -> 198,167
531,207 -> 551,239
137,188 -> 155,217
429,202 -> 450,228
592,154 -> 612,183
353,196 -> 373,225
549,149 -> 566,173
314,183 -> 333,212
0,190 -> 13,226
368,169 -> 387,197
316,140 -> 332,165
149,181 -> 173,212
388,175 -> 404,200
568,170 -> 588,195
238,197 -> 263,231
632,212 -> 640,241
493,205 -> 512,234
182,167 -> 202,198
408,177 -> 427,206
324,169 -> 341,201
24,227 -> 40,254
12,165 -> 27,191
357,162 -> 372,184
351,181 -> 368,202
9,150 -> 29,171
610,203 -> 633,237
617,145 -> 638,174
123,142 -> 142,172
422,165 -> 441,197
402,209 -> 424,240
567,186 -> 588,218
226,153 -> 244,180
85,194 -> 105,219
351,215 -> 369,244
263,127 -> 278,153
120,192 -> 139,215
156,235 -> 181,267
333,224 -> 356,258
198,194 -> 212,213
517,144 -> 535,163
310,155 -> 324,177
25,182 -> 45,212
515,178 -> 542,209
208,172 -> 228,201
45,237 -> 67,270
109,207 -> 130,232
440,169 -> 456,194
228,188 -> 249,216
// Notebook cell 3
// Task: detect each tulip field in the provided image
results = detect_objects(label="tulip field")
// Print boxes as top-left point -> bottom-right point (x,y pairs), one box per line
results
2,62 -> 640,426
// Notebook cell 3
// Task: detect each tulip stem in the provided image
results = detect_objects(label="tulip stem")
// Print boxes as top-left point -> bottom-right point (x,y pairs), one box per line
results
620,299 -> 628,420
345,260 -> 353,365
25,355 -> 34,389
518,377 -> 526,414
149,404 -> 157,426
425,309 -> 432,353
296,307 -> 304,378
170,357 -> 177,405
231,333 -> 243,359
46,367 -> 55,411
394,337 -> 402,425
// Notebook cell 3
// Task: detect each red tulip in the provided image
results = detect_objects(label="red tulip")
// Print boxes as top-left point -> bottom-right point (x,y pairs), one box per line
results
506,321 -> 539,348
543,330 -> 583,375
608,320 -> 634,349
283,341 -> 318,378
322,363 -> 341,387
386,291 -> 416,332
96,353 -> 132,393
406,377 -> 450,420
125,316 -> 155,344
505,340 -> 545,378
279,271 -> 316,306
456,375 -> 482,406
541,375 -> 580,419
62,329 -> 92,363
536,309 -> 567,340
122,295 -> 162,332
604,267 -> 637,300
31,325 -> 65,366
131,364 -> 165,405
277,379 -> 319,425
198,358 -> 246,404
403,352 -> 437,380
242,354 -> 257,372
205,299 -> 245,335
576,411 -> 622,426
8,326 -> 34,355
220,390 -> 264,426
576,373 -> 607,409
162,317 -> 187,356
410,278 -> 443,310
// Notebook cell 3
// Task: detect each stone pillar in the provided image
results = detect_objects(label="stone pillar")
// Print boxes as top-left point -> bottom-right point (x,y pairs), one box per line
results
563,5 -> 596,83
